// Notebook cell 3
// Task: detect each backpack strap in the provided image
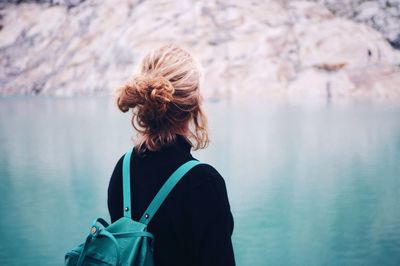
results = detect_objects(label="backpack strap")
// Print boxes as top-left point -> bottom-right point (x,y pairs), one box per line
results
139,160 -> 202,225
122,149 -> 133,218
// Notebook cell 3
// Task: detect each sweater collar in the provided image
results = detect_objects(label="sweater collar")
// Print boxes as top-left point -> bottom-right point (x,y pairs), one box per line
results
173,134 -> 192,153
138,134 -> 192,155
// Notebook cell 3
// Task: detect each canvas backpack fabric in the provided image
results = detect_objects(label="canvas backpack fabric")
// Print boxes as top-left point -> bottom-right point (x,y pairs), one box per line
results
65,148 -> 202,266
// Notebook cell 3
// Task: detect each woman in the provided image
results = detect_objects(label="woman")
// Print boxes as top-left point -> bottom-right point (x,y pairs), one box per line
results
107,44 -> 235,266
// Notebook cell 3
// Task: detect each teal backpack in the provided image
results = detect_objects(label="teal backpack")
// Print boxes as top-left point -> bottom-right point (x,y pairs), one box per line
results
65,149 -> 201,266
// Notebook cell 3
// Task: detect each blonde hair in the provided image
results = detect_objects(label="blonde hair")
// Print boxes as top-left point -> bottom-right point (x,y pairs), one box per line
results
115,44 -> 209,153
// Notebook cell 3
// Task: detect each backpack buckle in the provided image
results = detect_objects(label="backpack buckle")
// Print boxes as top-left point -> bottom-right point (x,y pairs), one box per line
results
90,225 -> 100,237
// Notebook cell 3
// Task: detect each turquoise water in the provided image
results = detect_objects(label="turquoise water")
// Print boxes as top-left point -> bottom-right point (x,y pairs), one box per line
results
0,97 -> 399,265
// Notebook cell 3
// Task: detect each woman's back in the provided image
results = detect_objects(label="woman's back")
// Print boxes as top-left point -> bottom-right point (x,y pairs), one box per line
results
107,135 -> 235,266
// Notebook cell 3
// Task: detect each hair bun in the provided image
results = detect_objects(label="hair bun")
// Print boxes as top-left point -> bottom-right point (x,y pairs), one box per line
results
116,75 -> 175,129
140,76 -> 175,107
117,75 -> 174,110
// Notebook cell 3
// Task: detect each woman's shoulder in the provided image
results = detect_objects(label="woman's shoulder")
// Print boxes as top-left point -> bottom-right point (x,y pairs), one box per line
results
185,161 -> 227,190
191,162 -> 221,177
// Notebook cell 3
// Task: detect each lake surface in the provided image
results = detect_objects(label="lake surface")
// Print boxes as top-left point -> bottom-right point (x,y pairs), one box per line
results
0,97 -> 399,265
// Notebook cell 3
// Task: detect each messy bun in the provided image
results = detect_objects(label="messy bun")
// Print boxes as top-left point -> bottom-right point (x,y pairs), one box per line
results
117,75 -> 174,118
115,44 -> 209,153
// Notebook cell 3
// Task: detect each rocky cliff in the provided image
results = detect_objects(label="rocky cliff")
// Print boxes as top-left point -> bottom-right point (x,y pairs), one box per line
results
1,0 -> 400,100
314,0 -> 400,49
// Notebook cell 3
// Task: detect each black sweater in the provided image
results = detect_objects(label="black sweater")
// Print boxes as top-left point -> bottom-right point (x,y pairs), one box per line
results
107,135 -> 236,266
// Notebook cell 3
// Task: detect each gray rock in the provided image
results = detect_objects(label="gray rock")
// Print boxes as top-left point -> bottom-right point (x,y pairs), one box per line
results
312,0 -> 400,50
0,0 -> 85,8
0,0 -> 399,101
